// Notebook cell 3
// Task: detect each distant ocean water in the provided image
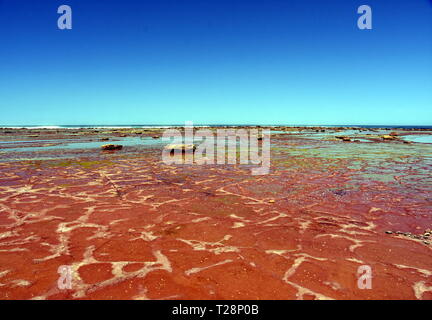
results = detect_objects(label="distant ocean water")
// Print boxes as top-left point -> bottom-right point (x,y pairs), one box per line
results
1,125 -> 432,129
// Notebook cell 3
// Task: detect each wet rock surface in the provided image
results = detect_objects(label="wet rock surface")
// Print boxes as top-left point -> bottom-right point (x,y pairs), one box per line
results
0,127 -> 431,300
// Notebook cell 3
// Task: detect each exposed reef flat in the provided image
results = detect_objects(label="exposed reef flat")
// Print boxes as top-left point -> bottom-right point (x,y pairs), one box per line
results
0,126 -> 431,299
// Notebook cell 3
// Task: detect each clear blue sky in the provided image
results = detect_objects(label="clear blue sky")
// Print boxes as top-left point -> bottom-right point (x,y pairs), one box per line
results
0,0 -> 431,125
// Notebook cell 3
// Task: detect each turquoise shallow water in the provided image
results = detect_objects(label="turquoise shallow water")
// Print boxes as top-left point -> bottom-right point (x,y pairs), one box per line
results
402,135 -> 432,144
1,131 -> 431,165
0,137 -> 166,153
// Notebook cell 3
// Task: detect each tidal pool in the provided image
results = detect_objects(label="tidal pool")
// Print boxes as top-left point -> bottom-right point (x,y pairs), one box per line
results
402,135 -> 432,144
0,136 -> 166,153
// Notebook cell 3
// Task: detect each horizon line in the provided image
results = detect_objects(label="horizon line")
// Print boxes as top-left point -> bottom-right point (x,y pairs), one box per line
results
1,124 -> 432,128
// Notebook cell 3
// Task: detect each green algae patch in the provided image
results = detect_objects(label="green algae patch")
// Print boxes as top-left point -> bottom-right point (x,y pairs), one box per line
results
272,155 -> 343,171
213,194 -> 242,205
46,159 -> 116,169
246,182 -> 284,196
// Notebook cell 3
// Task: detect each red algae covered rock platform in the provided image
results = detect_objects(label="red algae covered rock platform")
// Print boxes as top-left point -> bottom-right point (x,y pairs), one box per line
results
0,127 -> 431,300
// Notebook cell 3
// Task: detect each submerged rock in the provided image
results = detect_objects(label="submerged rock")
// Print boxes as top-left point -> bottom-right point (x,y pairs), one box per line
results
101,144 -> 123,151
335,136 -> 351,142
